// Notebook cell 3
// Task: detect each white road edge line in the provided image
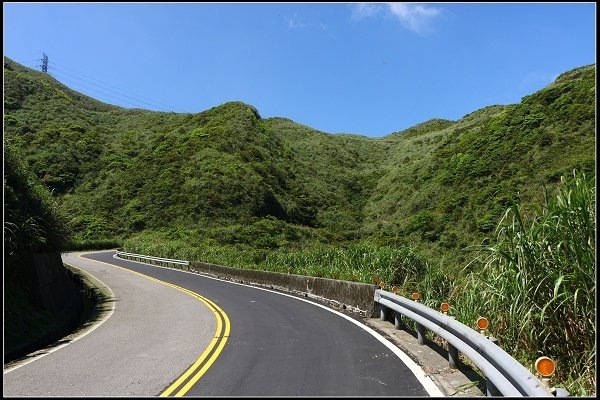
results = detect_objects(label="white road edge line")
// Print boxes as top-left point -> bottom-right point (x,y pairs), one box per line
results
3,252 -> 116,374
112,253 -> 445,397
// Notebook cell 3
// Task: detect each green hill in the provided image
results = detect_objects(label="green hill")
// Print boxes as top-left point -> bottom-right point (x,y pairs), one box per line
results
3,56 -> 595,262
363,64 -> 595,266
3,57 -> 595,393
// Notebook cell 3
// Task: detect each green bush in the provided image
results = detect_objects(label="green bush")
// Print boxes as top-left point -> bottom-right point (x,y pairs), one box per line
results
4,143 -> 71,254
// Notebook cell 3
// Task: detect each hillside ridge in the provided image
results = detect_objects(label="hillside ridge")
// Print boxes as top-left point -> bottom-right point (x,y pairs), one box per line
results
3,56 -> 595,267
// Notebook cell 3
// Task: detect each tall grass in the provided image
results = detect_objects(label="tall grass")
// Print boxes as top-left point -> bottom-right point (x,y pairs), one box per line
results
124,234 -> 428,287
4,143 -> 71,254
262,243 -> 428,285
64,238 -> 123,251
123,171 -> 595,394
452,171 -> 595,395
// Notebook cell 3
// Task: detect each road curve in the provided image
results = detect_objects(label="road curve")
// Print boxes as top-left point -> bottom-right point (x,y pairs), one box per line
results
3,251 -> 217,397
4,250 -> 441,397
103,250 -> 439,396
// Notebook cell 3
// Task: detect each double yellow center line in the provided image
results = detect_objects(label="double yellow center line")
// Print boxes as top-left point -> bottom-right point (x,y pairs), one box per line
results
159,285 -> 230,397
94,256 -> 230,397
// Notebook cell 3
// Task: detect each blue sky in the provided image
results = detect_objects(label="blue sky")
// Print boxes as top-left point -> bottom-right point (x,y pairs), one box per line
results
3,2 -> 596,137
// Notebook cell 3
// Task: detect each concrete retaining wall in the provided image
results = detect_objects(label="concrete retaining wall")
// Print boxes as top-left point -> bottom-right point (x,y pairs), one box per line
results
189,261 -> 378,316
4,252 -> 86,361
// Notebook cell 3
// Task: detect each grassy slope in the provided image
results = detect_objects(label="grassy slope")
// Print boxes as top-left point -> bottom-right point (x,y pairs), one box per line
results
362,65 -> 595,267
264,117 -> 386,237
4,57 -> 595,393
4,57 -> 595,266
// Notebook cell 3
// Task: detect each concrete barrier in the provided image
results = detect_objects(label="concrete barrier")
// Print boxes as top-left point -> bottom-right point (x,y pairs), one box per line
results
189,261 -> 377,316
4,252 -> 87,362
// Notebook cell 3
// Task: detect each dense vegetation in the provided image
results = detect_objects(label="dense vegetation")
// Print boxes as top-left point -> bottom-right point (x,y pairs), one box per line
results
3,57 -> 595,393
4,140 -> 75,360
4,143 -> 71,255
457,172 -> 595,394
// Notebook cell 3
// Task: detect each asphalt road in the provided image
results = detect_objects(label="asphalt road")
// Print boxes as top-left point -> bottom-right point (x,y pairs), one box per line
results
4,250 -> 441,397
3,251 -> 216,396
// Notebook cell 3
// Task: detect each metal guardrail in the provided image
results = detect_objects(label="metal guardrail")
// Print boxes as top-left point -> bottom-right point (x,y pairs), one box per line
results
116,251 -> 190,269
112,250 -> 566,397
374,289 -> 568,397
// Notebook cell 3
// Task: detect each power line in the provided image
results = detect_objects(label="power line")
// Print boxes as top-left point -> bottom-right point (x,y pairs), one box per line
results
48,68 -> 159,110
20,61 -> 41,69
48,60 -> 173,111
11,56 -> 177,112
48,65 -> 170,111
50,61 -> 156,100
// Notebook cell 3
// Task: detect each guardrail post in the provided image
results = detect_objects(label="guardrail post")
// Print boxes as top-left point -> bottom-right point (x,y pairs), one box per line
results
447,315 -> 461,368
380,304 -> 387,321
410,292 -> 427,345
484,330 -> 500,396
417,323 -> 426,345
448,343 -> 460,368
486,379 -> 501,397
394,312 -> 402,329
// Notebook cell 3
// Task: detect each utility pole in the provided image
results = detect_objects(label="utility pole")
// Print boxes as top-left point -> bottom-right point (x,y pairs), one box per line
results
41,53 -> 48,73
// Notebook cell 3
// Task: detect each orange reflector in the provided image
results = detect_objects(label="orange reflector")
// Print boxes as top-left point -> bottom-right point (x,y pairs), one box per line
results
379,282 -> 385,289
392,286 -> 399,294
476,317 -> 489,330
440,302 -> 449,312
411,292 -> 421,301
535,356 -> 556,377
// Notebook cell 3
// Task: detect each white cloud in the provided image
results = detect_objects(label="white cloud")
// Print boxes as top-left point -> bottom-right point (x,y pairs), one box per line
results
350,3 -> 382,20
285,14 -> 305,29
387,3 -> 442,35
350,3 -> 442,35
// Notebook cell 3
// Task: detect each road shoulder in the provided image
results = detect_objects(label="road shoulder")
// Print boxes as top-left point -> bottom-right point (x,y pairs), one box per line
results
366,317 -> 486,397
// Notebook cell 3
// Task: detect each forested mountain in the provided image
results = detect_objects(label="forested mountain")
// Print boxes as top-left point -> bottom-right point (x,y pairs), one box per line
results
4,57 -> 594,265
3,57 -> 595,393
